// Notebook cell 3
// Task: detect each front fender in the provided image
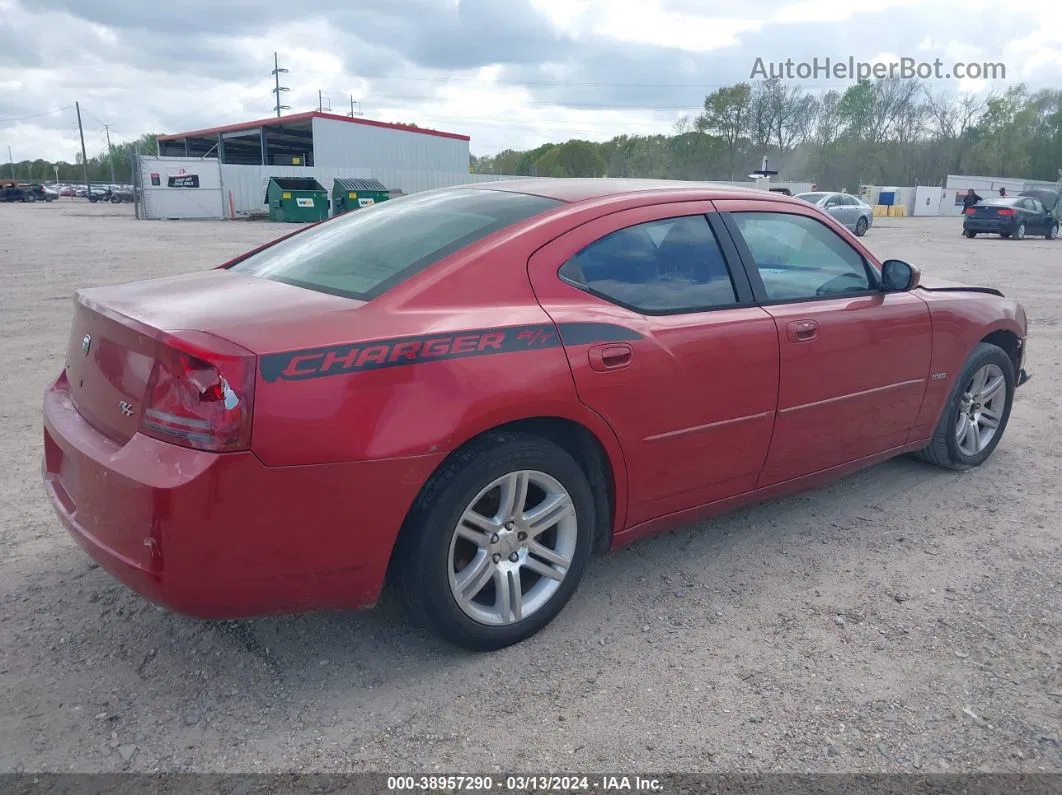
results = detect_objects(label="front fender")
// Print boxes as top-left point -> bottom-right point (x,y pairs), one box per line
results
909,291 -> 1027,440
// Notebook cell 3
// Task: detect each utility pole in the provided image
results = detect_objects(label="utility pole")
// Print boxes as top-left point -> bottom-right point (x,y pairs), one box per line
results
348,96 -> 362,117
104,124 -> 116,185
75,101 -> 91,197
6,146 -> 13,179
272,52 -> 290,117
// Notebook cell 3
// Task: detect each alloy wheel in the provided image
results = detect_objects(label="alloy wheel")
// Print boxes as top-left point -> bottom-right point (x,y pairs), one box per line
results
447,470 -> 578,626
955,363 -> 1006,457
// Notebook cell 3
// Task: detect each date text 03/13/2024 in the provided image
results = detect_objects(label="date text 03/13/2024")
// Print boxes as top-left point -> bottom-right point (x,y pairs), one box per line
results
384,774 -> 664,792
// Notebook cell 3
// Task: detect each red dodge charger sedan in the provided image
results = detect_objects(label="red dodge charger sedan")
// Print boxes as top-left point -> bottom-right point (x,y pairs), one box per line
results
42,179 -> 1030,650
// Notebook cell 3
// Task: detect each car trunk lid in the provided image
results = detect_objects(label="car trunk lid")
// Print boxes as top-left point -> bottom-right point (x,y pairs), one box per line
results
968,204 -> 1013,219
64,270 -> 358,444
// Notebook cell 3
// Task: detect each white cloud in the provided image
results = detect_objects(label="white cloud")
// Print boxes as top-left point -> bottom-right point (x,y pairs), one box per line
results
0,0 -> 1059,163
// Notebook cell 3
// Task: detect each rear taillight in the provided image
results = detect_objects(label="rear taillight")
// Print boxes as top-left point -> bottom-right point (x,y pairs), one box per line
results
997,208 -> 1016,216
141,331 -> 256,452
964,207 -> 977,214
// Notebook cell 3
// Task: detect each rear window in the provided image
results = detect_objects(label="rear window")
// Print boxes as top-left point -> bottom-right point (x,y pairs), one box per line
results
796,193 -> 830,203
980,198 -> 1019,207
228,188 -> 562,300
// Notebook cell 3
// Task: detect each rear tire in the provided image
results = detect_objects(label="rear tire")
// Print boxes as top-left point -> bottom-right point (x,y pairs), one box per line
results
854,217 -> 868,236
914,343 -> 1015,471
392,431 -> 596,651
1047,222 -> 1059,240
963,230 -> 977,238
1014,222 -> 1026,240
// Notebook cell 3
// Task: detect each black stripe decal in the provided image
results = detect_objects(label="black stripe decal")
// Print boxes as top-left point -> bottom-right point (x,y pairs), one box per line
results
259,322 -> 643,383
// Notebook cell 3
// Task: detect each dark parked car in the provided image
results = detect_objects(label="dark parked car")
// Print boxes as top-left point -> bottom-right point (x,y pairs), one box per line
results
963,194 -> 1060,240
0,182 -> 53,203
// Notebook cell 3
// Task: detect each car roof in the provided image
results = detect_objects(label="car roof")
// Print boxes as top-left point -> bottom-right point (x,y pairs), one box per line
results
459,177 -> 789,205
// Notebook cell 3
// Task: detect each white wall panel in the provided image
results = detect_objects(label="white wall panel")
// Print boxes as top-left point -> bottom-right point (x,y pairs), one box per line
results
311,117 -> 469,173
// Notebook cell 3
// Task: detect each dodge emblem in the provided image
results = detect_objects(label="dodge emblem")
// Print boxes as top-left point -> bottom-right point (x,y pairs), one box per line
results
81,334 -> 92,356
118,401 -> 135,417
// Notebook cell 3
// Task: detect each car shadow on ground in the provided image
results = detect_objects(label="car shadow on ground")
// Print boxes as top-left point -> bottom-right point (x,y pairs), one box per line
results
11,449 -> 994,708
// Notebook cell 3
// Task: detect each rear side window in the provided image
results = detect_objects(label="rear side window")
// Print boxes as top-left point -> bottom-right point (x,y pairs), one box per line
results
559,215 -> 739,313
228,189 -> 562,300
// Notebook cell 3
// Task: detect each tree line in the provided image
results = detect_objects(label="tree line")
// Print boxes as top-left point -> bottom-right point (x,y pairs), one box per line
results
4,134 -> 158,185
7,80 -> 1060,191
471,79 -> 1062,190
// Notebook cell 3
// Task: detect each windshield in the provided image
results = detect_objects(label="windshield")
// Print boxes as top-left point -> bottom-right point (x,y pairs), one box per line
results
228,188 -> 562,300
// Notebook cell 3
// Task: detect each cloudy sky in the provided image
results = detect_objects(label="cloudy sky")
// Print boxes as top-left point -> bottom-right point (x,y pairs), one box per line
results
1,0 -> 1060,164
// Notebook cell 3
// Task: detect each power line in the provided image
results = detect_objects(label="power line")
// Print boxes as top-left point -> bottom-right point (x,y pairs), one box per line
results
0,105 -> 74,124
317,88 -> 705,111
80,107 -> 109,128
330,72 -> 997,90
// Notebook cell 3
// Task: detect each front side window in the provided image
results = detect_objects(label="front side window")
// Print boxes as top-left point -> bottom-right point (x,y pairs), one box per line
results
731,211 -> 875,301
558,215 -> 739,313
229,188 -> 562,300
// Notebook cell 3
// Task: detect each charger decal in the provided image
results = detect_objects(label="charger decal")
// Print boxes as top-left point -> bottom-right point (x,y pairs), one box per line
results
259,322 -> 643,383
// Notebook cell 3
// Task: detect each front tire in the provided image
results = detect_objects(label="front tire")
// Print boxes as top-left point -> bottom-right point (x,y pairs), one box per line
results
393,431 -> 596,651
914,342 -> 1015,470
854,217 -> 868,236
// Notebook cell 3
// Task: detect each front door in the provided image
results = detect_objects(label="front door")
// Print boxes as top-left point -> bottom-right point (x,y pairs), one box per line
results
1019,198 -> 1049,234
716,200 -> 933,486
527,202 -> 780,526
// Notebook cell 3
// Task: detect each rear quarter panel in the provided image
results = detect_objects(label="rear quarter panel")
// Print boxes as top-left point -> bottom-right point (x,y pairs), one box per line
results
245,205 -> 633,535
909,290 -> 1027,440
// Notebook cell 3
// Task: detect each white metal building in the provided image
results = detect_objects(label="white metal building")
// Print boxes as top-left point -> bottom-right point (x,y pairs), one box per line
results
156,111 -> 470,174
143,112 -> 521,219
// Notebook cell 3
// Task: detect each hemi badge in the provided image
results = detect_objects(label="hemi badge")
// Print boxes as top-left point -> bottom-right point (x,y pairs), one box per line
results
931,372 -> 948,380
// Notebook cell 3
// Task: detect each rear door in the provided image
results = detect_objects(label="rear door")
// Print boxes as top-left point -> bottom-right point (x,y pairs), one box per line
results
1022,198 -> 1049,233
716,199 -> 933,486
527,201 -> 780,526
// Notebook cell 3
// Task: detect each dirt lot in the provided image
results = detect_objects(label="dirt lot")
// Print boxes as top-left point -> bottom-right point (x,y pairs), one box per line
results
1,200 -> 1060,775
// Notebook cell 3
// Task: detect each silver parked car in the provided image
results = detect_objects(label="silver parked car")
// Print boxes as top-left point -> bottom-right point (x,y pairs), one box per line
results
795,191 -> 874,236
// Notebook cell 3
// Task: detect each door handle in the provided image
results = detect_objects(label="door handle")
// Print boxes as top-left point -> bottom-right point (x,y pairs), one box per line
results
588,343 -> 633,371
787,319 -> 818,342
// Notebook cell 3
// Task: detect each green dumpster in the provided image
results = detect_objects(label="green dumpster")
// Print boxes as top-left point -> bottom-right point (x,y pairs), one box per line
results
331,177 -> 390,216
265,177 -> 328,223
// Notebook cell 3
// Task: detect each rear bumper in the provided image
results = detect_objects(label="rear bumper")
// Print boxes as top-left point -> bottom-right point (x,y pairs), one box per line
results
42,376 -> 443,619
963,219 -> 1018,234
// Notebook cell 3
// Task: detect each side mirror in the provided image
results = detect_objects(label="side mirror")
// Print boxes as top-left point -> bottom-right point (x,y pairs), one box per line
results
881,259 -> 920,292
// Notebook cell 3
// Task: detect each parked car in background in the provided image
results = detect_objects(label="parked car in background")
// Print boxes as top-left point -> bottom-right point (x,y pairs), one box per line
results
0,182 -> 53,202
963,195 -> 1060,240
42,179 -> 1030,650
794,191 -> 874,236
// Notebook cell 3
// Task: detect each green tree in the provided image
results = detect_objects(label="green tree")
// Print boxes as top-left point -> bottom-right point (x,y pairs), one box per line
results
697,82 -> 752,179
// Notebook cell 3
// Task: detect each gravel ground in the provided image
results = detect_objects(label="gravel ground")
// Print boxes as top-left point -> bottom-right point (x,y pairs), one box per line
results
1,200 -> 1060,775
